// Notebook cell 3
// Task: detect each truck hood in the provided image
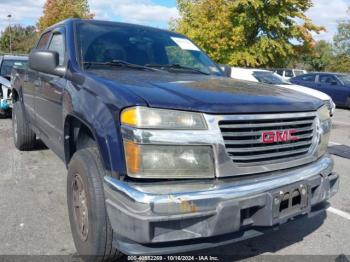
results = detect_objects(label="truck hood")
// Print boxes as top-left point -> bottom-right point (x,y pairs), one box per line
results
278,84 -> 331,102
89,69 -> 323,114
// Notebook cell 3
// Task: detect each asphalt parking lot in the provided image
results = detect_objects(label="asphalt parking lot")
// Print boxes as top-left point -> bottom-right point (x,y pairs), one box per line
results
0,109 -> 349,260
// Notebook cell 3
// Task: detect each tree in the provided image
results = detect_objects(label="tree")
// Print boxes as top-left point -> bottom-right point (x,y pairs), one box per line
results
333,8 -> 350,56
172,0 -> 324,67
326,54 -> 350,73
0,25 -> 37,54
301,40 -> 333,71
37,0 -> 94,32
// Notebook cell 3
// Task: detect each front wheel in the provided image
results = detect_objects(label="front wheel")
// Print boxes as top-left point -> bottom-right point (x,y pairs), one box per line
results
67,147 -> 122,261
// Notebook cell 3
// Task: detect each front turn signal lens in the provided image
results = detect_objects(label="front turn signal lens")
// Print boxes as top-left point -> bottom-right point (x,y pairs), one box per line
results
121,107 -> 138,127
124,141 -> 141,174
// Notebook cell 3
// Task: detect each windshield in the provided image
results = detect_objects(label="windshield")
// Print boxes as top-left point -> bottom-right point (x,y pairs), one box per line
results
253,71 -> 289,85
1,60 -> 28,77
337,74 -> 350,85
76,22 -> 222,76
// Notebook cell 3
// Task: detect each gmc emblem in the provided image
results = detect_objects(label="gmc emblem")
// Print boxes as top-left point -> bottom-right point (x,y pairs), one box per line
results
262,130 -> 299,144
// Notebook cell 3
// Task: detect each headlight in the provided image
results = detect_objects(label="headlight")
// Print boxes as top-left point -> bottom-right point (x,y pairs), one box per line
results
316,105 -> 332,157
318,104 -> 331,121
124,141 -> 215,179
121,106 -> 207,130
330,99 -> 336,116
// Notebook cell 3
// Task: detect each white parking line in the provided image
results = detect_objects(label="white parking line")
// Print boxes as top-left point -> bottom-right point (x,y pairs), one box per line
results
329,141 -> 342,146
327,207 -> 350,220
333,121 -> 350,127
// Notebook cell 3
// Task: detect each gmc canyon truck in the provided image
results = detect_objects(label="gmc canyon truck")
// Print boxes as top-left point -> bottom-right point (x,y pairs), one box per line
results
12,19 -> 339,260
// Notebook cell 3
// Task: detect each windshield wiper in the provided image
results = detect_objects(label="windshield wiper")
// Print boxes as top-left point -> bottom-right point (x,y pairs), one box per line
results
145,64 -> 210,75
83,60 -> 158,71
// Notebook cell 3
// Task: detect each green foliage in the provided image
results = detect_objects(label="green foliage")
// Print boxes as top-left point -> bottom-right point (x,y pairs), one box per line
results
37,0 -> 94,32
302,40 -> 333,71
292,7 -> 350,73
173,0 -> 323,67
0,25 -> 37,54
326,55 -> 350,73
333,8 -> 350,56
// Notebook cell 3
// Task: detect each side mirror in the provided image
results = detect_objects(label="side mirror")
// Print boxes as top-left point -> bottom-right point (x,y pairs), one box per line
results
29,49 -> 66,77
219,64 -> 232,78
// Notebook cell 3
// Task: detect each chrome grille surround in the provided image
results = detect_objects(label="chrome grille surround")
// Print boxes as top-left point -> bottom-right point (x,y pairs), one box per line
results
218,113 -> 317,165
122,111 -> 323,178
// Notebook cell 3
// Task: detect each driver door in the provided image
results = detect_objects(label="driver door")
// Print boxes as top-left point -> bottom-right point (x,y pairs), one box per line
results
35,27 -> 67,158
317,74 -> 345,105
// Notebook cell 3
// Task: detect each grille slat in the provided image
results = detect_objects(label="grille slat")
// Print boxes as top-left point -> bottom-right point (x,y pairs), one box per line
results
219,114 -> 316,165
219,119 -> 314,129
221,126 -> 313,137
231,147 -> 310,161
223,133 -> 313,145
226,140 -> 313,153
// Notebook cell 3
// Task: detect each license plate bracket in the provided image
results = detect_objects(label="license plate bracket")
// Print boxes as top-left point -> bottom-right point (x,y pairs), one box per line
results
272,183 -> 309,219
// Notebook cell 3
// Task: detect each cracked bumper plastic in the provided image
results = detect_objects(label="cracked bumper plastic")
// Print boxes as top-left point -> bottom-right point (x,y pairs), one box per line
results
103,154 -> 339,255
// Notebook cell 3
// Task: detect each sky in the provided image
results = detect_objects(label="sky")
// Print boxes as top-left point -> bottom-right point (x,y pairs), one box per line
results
0,0 -> 349,42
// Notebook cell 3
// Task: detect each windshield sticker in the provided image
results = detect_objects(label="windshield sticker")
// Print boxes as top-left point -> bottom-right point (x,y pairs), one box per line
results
171,37 -> 200,51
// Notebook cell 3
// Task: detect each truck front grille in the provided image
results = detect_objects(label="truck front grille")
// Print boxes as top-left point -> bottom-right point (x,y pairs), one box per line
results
219,115 -> 316,165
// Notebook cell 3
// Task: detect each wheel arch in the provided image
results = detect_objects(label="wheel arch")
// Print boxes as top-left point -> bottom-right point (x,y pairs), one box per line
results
64,114 -> 109,171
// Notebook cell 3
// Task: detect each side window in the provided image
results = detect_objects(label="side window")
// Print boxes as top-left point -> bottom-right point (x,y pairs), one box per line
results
276,70 -> 283,76
285,70 -> 293,77
301,74 -> 316,82
37,32 -> 51,49
319,75 -> 337,85
48,33 -> 65,65
294,70 -> 304,76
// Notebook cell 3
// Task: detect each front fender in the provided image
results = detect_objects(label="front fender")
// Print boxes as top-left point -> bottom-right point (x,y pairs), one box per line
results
63,81 -> 128,179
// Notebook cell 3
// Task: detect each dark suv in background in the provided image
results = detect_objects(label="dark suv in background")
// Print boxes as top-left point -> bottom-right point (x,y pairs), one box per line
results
0,55 -> 28,81
291,72 -> 350,109
0,55 -> 28,116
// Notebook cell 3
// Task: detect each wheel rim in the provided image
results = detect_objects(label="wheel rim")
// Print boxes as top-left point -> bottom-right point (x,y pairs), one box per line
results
71,173 -> 89,241
13,111 -> 18,143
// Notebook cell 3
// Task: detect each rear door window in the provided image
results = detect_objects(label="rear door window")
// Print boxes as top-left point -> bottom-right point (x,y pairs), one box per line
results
285,70 -> 293,77
319,75 -> 338,85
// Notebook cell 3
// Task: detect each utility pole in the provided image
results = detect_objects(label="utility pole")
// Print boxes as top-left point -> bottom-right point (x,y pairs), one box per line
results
7,14 -> 12,54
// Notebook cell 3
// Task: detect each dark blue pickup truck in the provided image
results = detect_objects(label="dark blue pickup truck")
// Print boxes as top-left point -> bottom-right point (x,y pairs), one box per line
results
11,19 -> 338,259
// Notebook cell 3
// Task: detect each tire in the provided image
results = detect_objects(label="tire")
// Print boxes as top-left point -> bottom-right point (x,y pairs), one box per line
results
347,97 -> 350,109
12,101 -> 36,150
0,109 -> 9,118
67,147 -> 122,262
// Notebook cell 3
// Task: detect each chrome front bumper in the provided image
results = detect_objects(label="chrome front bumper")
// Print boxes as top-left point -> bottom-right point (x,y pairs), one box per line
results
104,154 -> 338,254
